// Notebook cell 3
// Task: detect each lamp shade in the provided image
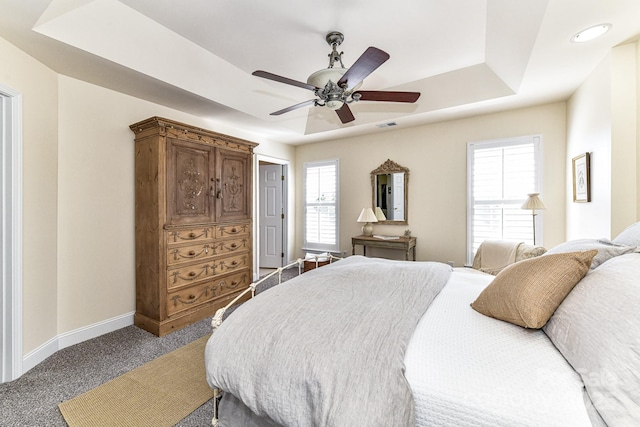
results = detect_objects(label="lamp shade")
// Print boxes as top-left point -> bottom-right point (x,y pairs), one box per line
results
357,208 -> 378,223
357,207 -> 377,237
521,193 -> 546,210
521,193 -> 545,245
375,207 -> 387,221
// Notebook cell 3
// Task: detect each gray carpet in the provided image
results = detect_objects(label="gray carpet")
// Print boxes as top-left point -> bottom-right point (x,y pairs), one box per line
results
0,266 -> 300,426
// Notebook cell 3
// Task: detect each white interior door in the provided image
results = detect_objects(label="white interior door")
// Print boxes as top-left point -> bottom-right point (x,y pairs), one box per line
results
393,172 -> 405,220
1,95 -> 4,379
1,84 -> 23,383
259,164 -> 284,268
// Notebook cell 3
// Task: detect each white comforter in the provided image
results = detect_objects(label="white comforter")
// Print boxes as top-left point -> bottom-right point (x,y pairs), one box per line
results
405,268 -> 594,426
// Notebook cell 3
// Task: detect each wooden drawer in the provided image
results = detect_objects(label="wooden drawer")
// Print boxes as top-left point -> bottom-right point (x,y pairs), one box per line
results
166,269 -> 251,317
216,223 -> 250,239
167,259 -> 217,289
167,242 -> 215,266
166,226 -> 215,245
216,253 -> 250,274
216,236 -> 250,255
304,259 -> 331,272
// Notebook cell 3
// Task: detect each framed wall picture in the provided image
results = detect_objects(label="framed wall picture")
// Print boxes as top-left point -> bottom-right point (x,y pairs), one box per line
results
572,152 -> 591,202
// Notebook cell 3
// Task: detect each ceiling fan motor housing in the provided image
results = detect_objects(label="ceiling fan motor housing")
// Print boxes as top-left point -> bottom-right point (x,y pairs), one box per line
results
307,69 -> 363,110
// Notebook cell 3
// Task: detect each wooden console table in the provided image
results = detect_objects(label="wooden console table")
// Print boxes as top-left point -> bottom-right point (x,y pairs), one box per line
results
351,235 -> 417,261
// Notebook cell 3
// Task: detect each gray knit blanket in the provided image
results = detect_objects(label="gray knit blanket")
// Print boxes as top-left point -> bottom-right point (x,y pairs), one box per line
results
205,256 -> 452,427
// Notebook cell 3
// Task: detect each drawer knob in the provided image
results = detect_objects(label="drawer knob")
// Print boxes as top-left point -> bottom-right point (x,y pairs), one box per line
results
188,250 -> 196,256
188,294 -> 196,300
189,233 -> 196,238
230,243 -> 237,248
231,261 -> 238,266
231,228 -> 237,233
188,271 -> 196,277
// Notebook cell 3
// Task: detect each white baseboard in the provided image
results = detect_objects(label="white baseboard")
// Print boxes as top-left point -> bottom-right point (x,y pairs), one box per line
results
22,336 -> 58,377
22,311 -> 135,375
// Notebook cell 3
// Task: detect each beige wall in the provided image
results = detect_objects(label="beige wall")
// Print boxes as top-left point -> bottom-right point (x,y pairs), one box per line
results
56,76 -> 296,333
637,41 -> 640,219
610,43 -> 638,235
0,37 -> 59,355
637,40 -> 640,219
566,41 -> 639,240
56,75 -> 228,333
295,103 -> 567,267
566,54 -> 613,239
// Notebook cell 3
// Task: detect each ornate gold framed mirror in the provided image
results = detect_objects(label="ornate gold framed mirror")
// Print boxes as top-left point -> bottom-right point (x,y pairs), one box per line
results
371,159 -> 409,225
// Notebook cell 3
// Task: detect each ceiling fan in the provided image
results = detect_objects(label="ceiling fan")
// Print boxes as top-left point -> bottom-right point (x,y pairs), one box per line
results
252,31 -> 421,124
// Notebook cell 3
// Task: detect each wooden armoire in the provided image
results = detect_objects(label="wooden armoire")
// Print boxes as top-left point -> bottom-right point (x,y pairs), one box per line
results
130,117 -> 258,336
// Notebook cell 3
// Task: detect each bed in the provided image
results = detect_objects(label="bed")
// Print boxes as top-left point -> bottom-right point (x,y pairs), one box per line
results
204,222 -> 640,426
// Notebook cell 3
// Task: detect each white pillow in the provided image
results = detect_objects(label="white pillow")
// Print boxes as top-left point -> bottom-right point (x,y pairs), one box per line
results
543,254 -> 640,425
612,221 -> 640,247
544,238 -> 637,269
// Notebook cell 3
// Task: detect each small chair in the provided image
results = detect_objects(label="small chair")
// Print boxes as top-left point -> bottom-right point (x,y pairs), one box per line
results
472,240 -> 547,275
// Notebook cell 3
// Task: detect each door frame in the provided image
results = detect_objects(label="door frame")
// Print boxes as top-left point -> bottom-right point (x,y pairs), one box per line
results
1,83 -> 23,383
254,154 -> 289,280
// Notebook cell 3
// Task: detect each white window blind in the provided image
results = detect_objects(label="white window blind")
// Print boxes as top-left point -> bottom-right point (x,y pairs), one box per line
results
303,159 -> 340,252
467,136 -> 542,264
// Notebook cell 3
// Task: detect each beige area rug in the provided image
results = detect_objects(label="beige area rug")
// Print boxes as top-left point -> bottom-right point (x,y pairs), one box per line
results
59,335 -> 215,427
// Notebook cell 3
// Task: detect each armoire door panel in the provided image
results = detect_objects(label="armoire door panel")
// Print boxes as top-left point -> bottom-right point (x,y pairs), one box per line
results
167,138 -> 215,225
216,148 -> 251,221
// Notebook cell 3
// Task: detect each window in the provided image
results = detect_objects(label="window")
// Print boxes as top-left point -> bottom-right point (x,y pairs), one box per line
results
303,159 -> 340,253
467,136 -> 542,264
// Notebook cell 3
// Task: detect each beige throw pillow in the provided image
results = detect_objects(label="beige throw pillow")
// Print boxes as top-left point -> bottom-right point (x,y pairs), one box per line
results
470,250 -> 597,328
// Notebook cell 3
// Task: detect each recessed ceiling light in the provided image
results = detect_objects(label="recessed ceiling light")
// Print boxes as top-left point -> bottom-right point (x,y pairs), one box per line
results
570,24 -> 612,43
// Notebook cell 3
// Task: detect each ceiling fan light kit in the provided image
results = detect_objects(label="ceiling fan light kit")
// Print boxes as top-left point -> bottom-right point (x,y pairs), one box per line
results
252,31 -> 420,123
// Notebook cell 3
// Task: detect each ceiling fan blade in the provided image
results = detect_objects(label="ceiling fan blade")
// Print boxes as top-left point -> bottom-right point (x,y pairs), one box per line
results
270,99 -> 317,116
335,103 -> 355,124
253,70 -> 317,91
355,91 -> 421,103
337,47 -> 390,91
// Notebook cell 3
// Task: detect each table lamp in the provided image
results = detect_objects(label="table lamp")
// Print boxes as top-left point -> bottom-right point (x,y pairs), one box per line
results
357,208 -> 378,237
